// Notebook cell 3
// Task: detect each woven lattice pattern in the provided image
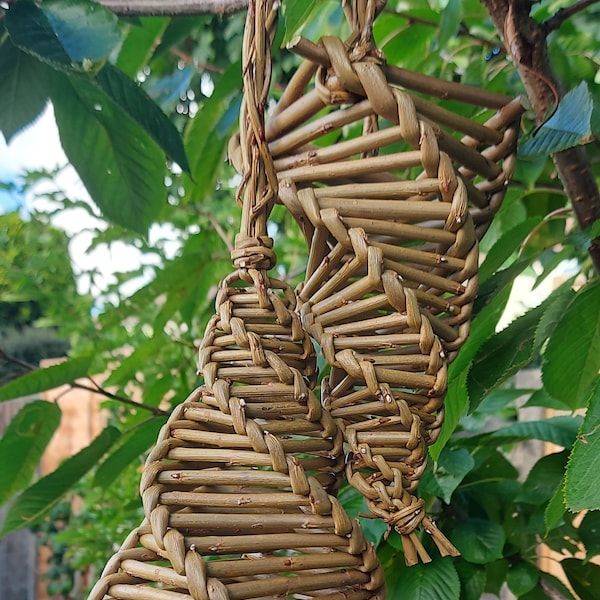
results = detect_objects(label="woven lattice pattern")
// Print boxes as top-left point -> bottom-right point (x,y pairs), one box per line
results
88,1 -> 386,598
88,270 -> 385,600
229,0 -> 523,565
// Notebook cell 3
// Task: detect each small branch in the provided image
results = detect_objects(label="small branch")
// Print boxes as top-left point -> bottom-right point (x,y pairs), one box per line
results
93,0 -> 248,16
481,0 -> 600,275
169,48 -> 225,74
72,380 -> 168,416
0,348 -> 37,373
543,0 -> 600,34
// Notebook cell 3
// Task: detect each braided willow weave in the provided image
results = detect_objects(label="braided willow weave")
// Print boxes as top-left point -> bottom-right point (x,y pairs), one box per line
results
230,0 -> 523,565
88,2 -> 385,599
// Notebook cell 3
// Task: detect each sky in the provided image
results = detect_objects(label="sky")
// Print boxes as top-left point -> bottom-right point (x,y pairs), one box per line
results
0,105 -> 173,299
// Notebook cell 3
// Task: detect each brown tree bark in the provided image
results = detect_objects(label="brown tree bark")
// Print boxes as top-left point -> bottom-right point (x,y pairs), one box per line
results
481,0 -> 600,275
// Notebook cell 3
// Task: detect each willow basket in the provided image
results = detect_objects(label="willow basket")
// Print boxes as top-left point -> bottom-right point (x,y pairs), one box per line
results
229,10 -> 522,564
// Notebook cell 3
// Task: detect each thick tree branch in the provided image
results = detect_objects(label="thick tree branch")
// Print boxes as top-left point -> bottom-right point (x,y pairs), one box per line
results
481,0 -> 600,275
94,0 -> 248,16
543,0 -> 600,34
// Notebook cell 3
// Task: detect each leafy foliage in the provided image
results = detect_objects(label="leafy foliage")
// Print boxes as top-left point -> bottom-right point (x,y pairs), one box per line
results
0,0 -> 599,598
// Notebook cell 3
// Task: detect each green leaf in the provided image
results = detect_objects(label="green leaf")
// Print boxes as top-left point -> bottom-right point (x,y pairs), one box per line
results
544,481 -> 566,532
458,416 -> 582,450
437,0 -> 462,51
116,17 -> 170,77
95,64 -> 190,173
479,218 -> 542,283
283,0 -> 320,45
41,0 -> 122,62
521,83 -> 593,157
452,519 -> 505,564
562,559 -> 600,600
0,355 -> 93,403
0,426 -> 120,536
455,561 -> 486,600
94,417 -> 166,489
6,1 -> 72,68
0,401 -> 61,505
6,0 -> 121,70
517,451 -> 568,505
507,561 -> 539,596
579,511 -> 600,560
50,72 -> 166,235
386,558 -> 460,600
542,279 -> 600,410
431,448 -> 474,504
564,379 -> 600,511
184,60 -> 242,204
0,40 -> 50,143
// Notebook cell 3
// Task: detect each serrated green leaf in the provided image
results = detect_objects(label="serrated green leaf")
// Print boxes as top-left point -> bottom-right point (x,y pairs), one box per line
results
517,451 -> 568,504
94,417 -> 166,489
432,448 -> 474,504
0,40 -> 50,143
458,416 -> 582,449
0,355 -> 93,403
283,0 -> 319,45
95,64 -> 190,173
0,426 -> 120,536
473,260 -> 526,316
50,72 -> 166,235
579,511 -> 600,559
41,0 -> 122,62
0,400 -> 61,505
507,561 -> 539,596
452,519 -> 505,564
542,279 -> 600,410
437,0 -> 462,51
591,219 -> 600,239
6,0 -> 121,71
565,380 -> 600,511
479,218 -> 542,283
6,1 -> 72,68
544,481 -> 566,532
523,387 -> 570,411
386,558 -> 460,600
562,559 -> 600,600
521,83 -> 593,157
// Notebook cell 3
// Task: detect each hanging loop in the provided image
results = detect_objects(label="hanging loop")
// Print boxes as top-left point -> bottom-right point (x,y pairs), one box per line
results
233,0 -> 279,269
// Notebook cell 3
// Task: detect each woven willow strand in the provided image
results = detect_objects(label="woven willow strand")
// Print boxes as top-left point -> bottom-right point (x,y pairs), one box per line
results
88,2 -> 385,599
229,0 -> 523,566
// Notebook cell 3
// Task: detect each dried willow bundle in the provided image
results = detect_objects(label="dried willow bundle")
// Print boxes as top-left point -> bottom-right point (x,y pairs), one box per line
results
88,1 -> 385,599
230,0 -> 523,565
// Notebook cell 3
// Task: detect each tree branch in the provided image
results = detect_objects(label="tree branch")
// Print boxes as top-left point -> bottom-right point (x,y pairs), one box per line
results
543,0 -> 600,34
481,0 -> 600,275
94,0 -> 248,16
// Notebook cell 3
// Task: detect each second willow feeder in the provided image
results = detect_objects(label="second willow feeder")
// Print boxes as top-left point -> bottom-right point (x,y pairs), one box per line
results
230,0 -> 522,566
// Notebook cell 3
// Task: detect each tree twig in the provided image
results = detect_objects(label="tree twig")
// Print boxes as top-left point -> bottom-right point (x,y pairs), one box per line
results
92,0 -> 248,16
481,0 -> 600,276
543,0 -> 600,34
72,379 -> 168,416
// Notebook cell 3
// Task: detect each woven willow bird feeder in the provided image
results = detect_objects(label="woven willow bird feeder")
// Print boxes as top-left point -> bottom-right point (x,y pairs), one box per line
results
88,2 -> 385,599
230,0 -> 523,566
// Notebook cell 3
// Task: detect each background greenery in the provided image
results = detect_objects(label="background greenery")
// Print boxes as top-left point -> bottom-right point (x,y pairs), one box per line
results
1,0 -> 599,598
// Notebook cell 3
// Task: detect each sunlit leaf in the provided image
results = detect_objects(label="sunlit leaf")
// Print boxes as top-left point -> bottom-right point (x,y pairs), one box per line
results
0,401 -> 61,505
0,355 -> 93,403
50,72 -> 166,235
283,0 -> 320,45
0,426 -> 120,536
